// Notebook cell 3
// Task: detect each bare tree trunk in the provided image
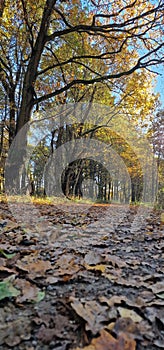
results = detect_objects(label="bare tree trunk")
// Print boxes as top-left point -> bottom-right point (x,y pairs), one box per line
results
16,0 -> 56,133
6,1 -> 57,194
9,89 -> 16,146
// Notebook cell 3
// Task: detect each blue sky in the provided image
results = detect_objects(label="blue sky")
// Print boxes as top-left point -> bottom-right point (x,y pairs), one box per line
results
156,73 -> 164,108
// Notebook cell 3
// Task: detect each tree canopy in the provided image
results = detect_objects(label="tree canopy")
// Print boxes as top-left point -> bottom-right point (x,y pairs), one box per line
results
0,0 -> 164,203
0,0 -> 164,135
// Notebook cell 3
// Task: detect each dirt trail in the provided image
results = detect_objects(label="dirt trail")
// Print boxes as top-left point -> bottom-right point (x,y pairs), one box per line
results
0,200 -> 164,350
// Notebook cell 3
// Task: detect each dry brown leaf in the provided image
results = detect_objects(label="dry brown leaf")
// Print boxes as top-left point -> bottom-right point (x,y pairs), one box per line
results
37,315 -> 73,343
114,317 -> 141,339
37,324 -> 56,343
99,295 -> 146,309
16,258 -> 52,276
70,298 -> 108,334
53,253 -> 81,276
0,265 -> 17,274
75,329 -> 136,350
84,251 -> 103,265
118,308 -> 143,323
99,295 -> 126,307
103,254 -> 127,268
14,278 -> 41,303
45,276 -> 59,284
151,281 -> 164,294
85,263 -> 106,273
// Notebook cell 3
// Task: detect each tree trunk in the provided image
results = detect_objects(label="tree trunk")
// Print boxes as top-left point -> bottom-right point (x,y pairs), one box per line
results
9,89 -> 16,146
5,123 -> 29,194
16,0 -> 56,133
131,182 -> 136,202
6,1 -> 56,195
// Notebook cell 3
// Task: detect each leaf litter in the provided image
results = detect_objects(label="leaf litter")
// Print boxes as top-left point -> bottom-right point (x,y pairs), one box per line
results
0,200 -> 164,349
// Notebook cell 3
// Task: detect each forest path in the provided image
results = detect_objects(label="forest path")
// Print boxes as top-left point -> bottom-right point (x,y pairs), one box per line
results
0,200 -> 164,350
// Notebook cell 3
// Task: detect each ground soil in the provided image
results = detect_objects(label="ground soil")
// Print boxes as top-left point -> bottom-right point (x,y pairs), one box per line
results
0,199 -> 164,350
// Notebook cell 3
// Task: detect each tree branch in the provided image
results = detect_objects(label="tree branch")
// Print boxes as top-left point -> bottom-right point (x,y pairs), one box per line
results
34,60 -> 141,105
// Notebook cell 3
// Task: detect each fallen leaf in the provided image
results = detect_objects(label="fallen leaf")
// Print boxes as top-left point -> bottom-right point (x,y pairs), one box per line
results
84,251 -> 103,265
85,263 -> 106,273
145,306 -> 164,329
0,265 -> 17,275
45,276 -> 59,284
103,254 -> 127,268
37,315 -> 71,343
113,317 -> 141,339
0,276 -> 20,300
0,249 -> 16,259
153,339 -> 164,348
70,298 -> 108,334
118,308 -> 143,323
54,253 -> 81,277
14,278 -> 45,303
16,258 -> 52,277
156,292 -> 164,299
74,329 -> 136,350
99,295 -> 126,307
151,282 -> 164,294
37,324 -> 56,343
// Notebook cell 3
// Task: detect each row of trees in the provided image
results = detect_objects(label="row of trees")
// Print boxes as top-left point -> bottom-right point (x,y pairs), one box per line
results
20,110 -> 163,205
0,0 -> 164,206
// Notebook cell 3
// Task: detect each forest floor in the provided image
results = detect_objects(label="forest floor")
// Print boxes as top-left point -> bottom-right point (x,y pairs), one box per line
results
0,198 -> 164,350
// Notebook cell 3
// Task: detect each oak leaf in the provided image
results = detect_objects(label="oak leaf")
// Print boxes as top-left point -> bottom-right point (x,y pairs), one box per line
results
75,329 -> 136,350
